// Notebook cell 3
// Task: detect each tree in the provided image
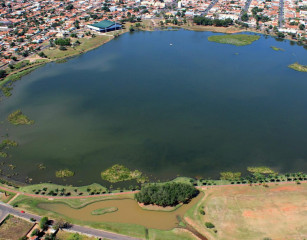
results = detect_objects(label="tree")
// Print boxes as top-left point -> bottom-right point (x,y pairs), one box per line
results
0,70 -> 7,78
205,222 -> 215,228
53,219 -> 70,230
39,216 -> 49,229
299,24 -> 305,30
54,38 -> 71,46
135,183 -> 199,207
241,12 -> 249,21
38,52 -> 47,58
31,229 -> 40,236
65,4 -> 74,10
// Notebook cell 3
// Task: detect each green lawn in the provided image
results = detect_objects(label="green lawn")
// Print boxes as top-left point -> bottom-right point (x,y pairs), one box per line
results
43,35 -> 110,60
19,183 -> 108,197
208,34 -> 260,46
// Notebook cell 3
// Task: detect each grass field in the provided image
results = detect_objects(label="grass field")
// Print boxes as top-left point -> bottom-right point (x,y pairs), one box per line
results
43,35 -> 111,60
208,34 -> 260,46
0,189 -> 16,203
56,230 -> 100,240
185,183 -> 307,240
0,215 -> 33,240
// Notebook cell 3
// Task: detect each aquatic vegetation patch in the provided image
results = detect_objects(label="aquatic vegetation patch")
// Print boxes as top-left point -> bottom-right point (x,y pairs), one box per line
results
271,46 -> 284,51
56,169 -> 75,178
208,34 -> 260,46
38,163 -> 46,170
288,62 -> 307,72
0,139 -> 18,158
0,87 -> 13,97
8,110 -> 34,125
220,172 -> 241,181
91,207 -> 118,215
101,164 -> 147,183
247,166 -> 276,174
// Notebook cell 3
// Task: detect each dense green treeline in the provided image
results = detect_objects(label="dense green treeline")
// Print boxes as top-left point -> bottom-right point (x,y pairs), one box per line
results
135,183 -> 199,207
193,16 -> 233,27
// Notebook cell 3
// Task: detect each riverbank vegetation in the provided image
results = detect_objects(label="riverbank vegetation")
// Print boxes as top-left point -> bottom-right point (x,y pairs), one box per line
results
101,164 -> 147,183
135,183 -> 199,207
8,110 -> 34,125
19,183 -> 108,197
208,34 -> 260,46
91,207 -> 118,215
288,62 -> 307,72
55,169 -> 75,178
193,16 -> 234,27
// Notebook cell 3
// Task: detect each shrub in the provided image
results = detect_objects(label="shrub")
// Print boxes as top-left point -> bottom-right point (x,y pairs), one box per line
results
31,229 -> 40,236
205,222 -> 215,228
40,216 -> 49,229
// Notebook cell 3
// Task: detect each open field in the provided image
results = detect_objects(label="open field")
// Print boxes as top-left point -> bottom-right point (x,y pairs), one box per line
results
43,35 -> 112,60
185,183 -> 307,240
208,34 -> 260,46
0,215 -> 33,240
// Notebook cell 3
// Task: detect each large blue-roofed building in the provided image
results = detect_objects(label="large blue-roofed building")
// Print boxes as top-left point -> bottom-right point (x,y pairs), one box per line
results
87,20 -> 122,32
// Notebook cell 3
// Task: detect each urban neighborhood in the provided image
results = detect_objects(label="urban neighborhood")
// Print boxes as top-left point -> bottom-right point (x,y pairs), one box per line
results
0,0 -> 306,68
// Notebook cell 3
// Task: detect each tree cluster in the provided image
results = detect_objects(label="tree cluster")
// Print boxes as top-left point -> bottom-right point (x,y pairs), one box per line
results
193,16 -> 233,27
135,183 -> 199,207
54,38 -> 71,46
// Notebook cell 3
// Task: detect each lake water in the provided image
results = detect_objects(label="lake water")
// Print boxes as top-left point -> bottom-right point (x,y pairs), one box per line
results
1,30 -> 307,185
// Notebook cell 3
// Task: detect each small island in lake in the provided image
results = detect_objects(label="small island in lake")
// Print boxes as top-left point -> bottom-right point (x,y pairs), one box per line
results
55,169 -> 75,178
101,164 -> 147,183
208,34 -> 260,46
8,110 -> 34,125
288,62 -> 307,72
91,207 -> 118,215
271,46 -> 284,51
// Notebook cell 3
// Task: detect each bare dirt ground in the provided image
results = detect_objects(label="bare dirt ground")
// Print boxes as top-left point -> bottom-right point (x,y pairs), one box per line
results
187,183 -> 307,240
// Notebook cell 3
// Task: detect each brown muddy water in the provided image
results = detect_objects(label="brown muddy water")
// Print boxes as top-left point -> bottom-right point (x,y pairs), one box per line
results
38,193 -> 203,230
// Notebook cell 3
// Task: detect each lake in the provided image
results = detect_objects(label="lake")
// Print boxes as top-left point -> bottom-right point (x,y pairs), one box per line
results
1,30 -> 307,185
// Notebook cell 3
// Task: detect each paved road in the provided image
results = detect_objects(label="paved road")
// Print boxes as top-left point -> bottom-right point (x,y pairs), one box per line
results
0,203 -> 141,240
278,0 -> 284,27
203,0 -> 219,15
239,0 -> 253,19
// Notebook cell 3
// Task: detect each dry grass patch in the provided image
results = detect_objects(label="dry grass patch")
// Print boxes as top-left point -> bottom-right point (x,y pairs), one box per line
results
0,215 -> 33,240
188,183 -> 307,240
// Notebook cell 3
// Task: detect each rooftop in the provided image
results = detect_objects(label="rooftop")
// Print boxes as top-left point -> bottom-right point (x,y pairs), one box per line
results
90,20 -> 117,29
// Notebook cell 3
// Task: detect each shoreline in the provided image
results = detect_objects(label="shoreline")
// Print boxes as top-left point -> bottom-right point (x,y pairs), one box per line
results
1,23 -> 305,93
